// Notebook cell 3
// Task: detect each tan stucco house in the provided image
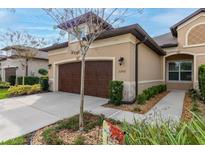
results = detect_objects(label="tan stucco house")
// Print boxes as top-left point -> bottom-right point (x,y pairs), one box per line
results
0,46 -> 48,82
41,9 -> 205,102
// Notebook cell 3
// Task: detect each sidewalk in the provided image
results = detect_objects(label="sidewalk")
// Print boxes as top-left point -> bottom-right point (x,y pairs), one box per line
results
89,90 -> 185,124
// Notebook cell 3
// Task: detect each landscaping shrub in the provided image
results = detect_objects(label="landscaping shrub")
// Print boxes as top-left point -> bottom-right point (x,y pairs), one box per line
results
123,113 -> 205,145
42,128 -> 63,145
137,93 -> 148,104
73,136 -> 86,145
198,64 -> 205,100
55,112 -> 105,132
137,84 -> 167,104
0,81 -> 10,88
17,76 -> 40,85
108,80 -> 123,105
8,75 -> 16,86
38,68 -> 48,76
8,84 -> 41,96
40,77 -> 49,91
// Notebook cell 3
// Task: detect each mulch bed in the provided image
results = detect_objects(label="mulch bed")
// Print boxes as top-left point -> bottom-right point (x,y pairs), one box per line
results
181,93 -> 193,122
30,113 -> 104,145
31,126 -> 102,145
103,91 -> 169,114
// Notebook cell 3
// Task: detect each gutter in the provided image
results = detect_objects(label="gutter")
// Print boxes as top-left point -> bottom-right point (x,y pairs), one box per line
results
135,37 -> 147,97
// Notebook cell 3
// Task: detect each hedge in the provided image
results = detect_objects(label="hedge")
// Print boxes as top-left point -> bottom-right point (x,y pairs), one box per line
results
40,77 -> 49,91
108,80 -> 123,105
137,84 -> 167,105
0,81 -> 10,89
198,64 -> 205,100
8,84 -> 41,96
17,76 -> 40,85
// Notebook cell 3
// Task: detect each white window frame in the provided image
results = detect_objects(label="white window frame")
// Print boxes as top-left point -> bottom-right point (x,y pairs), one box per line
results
167,60 -> 193,83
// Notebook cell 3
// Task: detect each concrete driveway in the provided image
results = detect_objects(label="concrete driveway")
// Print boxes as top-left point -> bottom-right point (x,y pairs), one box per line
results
0,92 -> 107,142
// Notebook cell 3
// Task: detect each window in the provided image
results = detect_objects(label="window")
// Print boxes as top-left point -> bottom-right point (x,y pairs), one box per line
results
168,61 -> 192,82
68,26 -> 87,42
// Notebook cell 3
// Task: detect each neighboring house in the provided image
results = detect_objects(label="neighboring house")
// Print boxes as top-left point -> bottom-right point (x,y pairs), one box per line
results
41,8 -> 205,102
0,45 -> 48,82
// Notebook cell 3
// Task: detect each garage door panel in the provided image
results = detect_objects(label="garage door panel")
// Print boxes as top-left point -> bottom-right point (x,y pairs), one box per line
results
58,61 -> 112,98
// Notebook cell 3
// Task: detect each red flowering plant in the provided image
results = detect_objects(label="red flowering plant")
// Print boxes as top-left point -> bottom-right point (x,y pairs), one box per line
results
107,122 -> 125,144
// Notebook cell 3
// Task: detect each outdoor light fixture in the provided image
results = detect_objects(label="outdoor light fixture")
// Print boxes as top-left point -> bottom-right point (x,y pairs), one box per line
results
118,57 -> 124,66
48,64 -> 52,69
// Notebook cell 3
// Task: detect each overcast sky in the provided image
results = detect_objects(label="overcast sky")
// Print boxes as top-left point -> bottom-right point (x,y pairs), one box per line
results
0,8 -> 198,49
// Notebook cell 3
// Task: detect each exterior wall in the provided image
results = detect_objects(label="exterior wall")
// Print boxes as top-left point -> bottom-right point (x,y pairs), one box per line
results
0,58 -> 25,81
138,43 -> 164,94
48,34 -> 138,101
0,58 -> 48,81
163,12 -> 205,90
28,59 -> 48,77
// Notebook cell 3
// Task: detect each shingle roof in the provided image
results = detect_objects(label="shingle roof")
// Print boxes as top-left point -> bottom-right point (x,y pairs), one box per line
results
41,24 -> 166,55
153,32 -> 178,48
58,12 -> 113,31
1,45 -> 48,60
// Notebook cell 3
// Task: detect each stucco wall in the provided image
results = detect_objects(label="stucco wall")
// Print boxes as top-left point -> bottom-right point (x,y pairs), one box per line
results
48,34 -> 137,81
0,58 -> 48,81
48,33 -> 164,100
138,43 -> 164,94
163,12 -> 205,90
28,59 -> 48,77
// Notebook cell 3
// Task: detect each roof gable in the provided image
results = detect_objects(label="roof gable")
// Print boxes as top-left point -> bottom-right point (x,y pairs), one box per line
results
171,8 -> 205,37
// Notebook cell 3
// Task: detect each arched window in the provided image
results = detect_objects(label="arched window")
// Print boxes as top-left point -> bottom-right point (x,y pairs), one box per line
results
187,24 -> 205,46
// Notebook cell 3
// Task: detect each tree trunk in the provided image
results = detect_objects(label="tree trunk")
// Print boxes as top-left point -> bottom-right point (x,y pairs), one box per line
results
25,59 -> 28,76
79,54 -> 86,131
23,59 -> 28,85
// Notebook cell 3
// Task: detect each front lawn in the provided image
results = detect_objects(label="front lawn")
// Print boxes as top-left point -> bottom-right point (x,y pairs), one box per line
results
0,89 -> 9,99
0,136 -> 29,145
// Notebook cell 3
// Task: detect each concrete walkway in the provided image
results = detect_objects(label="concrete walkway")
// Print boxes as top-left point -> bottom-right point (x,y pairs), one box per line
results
0,90 -> 185,142
0,92 -> 107,142
89,90 -> 185,124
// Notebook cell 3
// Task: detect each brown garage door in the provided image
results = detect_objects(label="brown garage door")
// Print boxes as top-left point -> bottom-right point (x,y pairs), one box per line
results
58,61 -> 112,98
5,67 -> 16,82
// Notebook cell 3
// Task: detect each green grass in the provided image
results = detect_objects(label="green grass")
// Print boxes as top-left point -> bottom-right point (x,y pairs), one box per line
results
0,136 -> 27,145
0,88 -> 9,99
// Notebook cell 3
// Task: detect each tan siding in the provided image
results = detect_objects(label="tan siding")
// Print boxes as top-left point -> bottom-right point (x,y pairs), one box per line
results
167,82 -> 192,90
49,34 -> 137,82
137,43 -> 163,93
138,43 -> 163,81
177,13 -> 205,54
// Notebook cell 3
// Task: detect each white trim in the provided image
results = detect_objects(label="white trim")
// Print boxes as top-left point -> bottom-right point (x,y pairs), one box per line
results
165,51 -> 196,57
177,13 -> 205,30
138,80 -> 164,84
53,57 -> 116,91
185,22 -> 205,47
195,53 -> 205,56
184,43 -> 205,48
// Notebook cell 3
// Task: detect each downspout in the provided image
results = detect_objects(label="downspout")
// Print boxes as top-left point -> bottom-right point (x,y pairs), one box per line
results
135,37 -> 147,97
